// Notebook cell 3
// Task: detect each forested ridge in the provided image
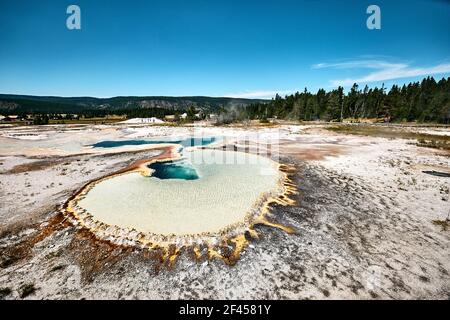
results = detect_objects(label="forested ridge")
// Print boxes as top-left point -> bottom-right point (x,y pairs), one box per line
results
0,95 -> 265,114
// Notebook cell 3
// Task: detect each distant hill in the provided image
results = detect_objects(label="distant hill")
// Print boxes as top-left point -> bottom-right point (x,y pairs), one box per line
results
0,94 -> 268,114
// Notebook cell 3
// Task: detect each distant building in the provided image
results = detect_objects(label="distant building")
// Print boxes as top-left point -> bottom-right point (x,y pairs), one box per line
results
165,115 -> 176,121
121,117 -> 164,124
0,115 -> 5,121
180,113 -> 188,120
5,115 -> 20,122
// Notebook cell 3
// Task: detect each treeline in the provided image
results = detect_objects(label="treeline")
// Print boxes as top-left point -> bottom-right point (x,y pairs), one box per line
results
6,107 -> 185,120
241,76 -> 450,123
81,107 -> 183,119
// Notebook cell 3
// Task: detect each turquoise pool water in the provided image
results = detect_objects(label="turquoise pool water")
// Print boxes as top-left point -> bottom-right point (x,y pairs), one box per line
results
92,137 -> 216,148
148,160 -> 199,180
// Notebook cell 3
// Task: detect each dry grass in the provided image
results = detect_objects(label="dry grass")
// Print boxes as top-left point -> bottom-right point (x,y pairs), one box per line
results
327,124 -> 450,150
0,287 -> 12,299
432,219 -> 450,231
19,284 -> 36,298
416,139 -> 450,151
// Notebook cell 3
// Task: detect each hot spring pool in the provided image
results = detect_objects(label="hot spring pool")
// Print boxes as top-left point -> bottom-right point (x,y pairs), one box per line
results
91,137 -> 217,148
147,160 -> 200,180
75,149 -> 281,236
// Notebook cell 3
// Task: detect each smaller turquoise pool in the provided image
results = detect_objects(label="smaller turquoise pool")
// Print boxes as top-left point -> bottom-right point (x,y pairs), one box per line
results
91,137 -> 216,148
148,160 -> 199,180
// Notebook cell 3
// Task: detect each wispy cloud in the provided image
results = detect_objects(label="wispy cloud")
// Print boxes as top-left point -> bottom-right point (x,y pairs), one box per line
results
226,59 -> 450,98
314,59 -> 450,87
312,60 -> 405,70
225,90 -> 296,99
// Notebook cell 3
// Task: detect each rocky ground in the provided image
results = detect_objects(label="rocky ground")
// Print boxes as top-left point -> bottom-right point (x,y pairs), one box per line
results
0,123 -> 449,300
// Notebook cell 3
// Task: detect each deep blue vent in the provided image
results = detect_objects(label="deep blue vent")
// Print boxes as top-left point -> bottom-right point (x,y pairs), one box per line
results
92,137 -> 216,148
148,160 -> 199,180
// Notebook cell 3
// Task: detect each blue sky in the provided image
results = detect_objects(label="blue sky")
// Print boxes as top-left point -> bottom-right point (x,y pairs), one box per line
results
0,0 -> 449,98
